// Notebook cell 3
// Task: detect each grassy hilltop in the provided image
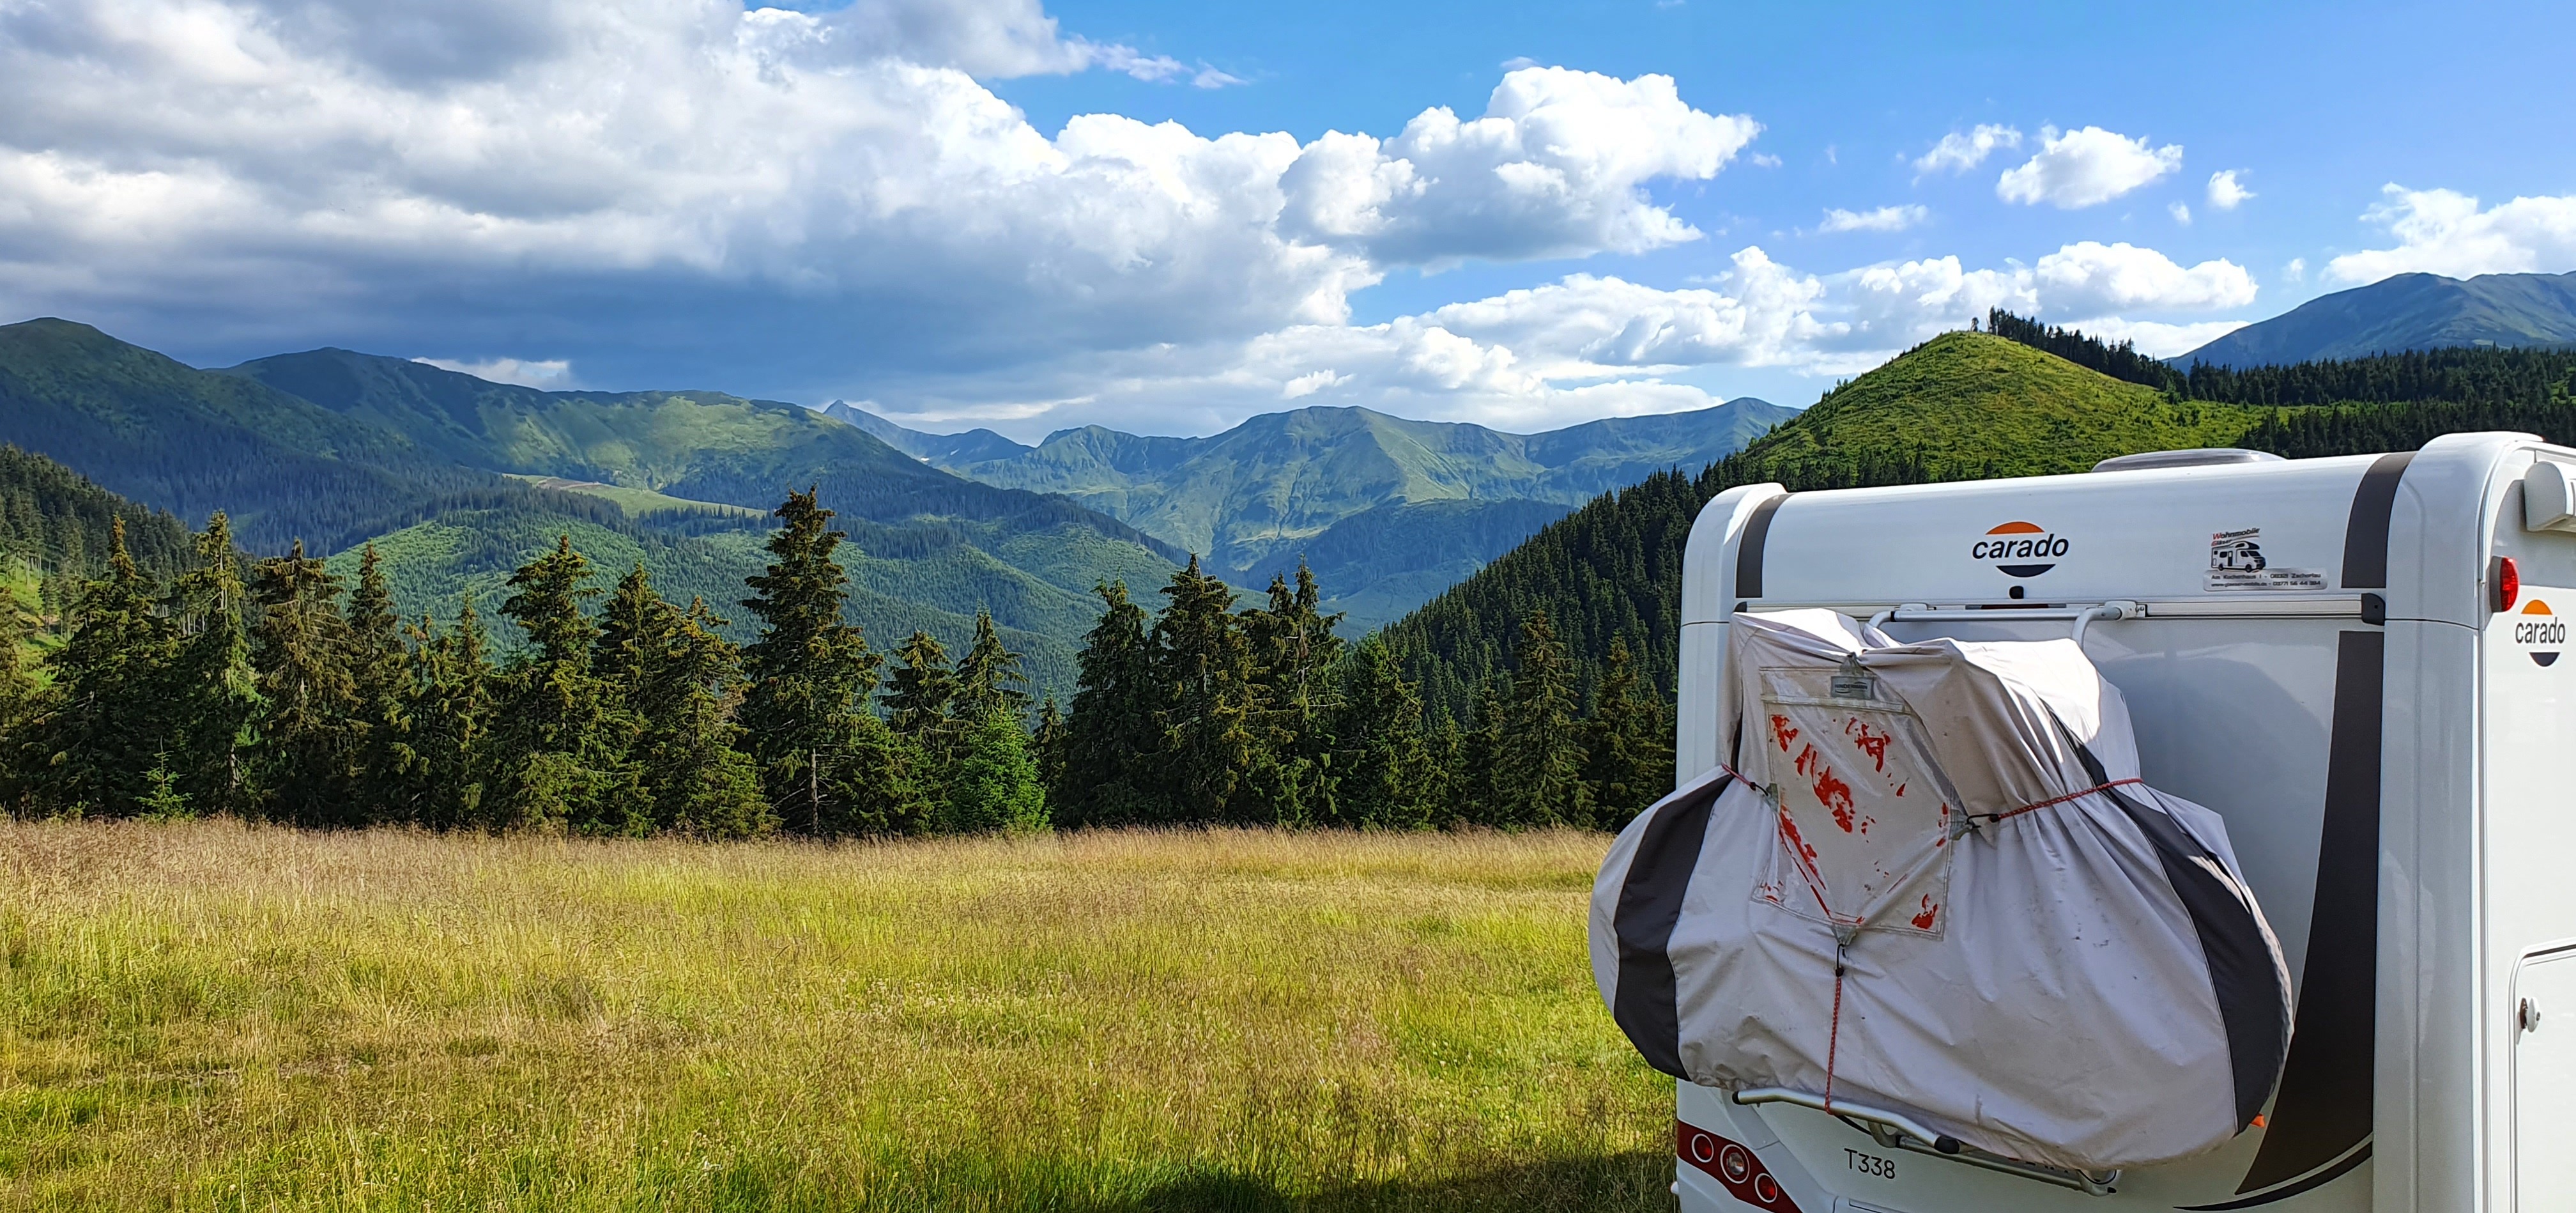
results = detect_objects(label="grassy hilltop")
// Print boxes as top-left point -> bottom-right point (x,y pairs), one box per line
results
0,821 -> 1669,1211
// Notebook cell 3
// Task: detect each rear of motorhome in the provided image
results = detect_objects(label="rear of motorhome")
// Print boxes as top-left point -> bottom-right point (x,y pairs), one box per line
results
1637,431 -> 2576,1211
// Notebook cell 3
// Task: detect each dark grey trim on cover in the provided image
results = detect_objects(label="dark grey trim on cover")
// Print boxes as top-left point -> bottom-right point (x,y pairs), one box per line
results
1611,774 -> 1733,1078
2236,630 -> 2384,1193
1733,493 -> 1789,601
2070,741 -> 2290,1131
2340,452 -> 2413,590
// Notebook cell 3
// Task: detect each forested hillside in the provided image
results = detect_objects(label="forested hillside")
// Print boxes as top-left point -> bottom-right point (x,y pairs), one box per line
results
1382,331 -> 2270,718
1386,318 -> 2576,726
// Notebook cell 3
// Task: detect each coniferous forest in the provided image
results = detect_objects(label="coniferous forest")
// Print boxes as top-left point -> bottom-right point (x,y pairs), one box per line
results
0,486 -> 1675,834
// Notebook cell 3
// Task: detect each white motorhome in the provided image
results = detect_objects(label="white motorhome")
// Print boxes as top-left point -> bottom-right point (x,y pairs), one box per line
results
1659,432 -> 2576,1212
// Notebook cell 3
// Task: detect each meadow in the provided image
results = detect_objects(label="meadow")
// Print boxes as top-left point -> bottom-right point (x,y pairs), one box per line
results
0,823 -> 1674,1211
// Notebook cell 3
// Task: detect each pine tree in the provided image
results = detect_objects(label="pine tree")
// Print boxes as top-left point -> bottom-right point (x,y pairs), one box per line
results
940,708 -> 1048,835
250,540 -> 364,825
161,513 -> 262,817
1031,695 -> 1067,798
344,544 -> 408,817
1154,556 -> 1255,822
1492,610 -> 1592,828
489,535 -> 642,833
390,601 -> 494,829
1328,635 -> 1434,829
739,490 -> 914,836
1238,564 -> 1343,824
635,598 -> 770,837
1583,635 -> 1673,827
1452,676 -> 1505,826
1054,582 -> 1163,826
883,630 -> 957,746
18,518 -> 175,815
951,608 -> 1030,728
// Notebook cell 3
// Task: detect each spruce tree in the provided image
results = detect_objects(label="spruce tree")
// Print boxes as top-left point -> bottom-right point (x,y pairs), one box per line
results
1054,582 -> 1162,826
162,513 -> 261,817
345,544 -> 408,817
739,490 -> 913,836
635,597 -> 770,837
940,708 -> 1048,835
250,540 -> 364,825
1154,556 -> 1255,822
489,536 -> 641,833
1492,610 -> 1592,828
1239,565 -> 1342,824
1031,695 -> 1067,798
952,608 -> 1029,728
391,601 -> 494,829
883,630 -> 957,746
1329,635 -> 1434,829
1584,635 -> 1673,826
19,518 -> 176,815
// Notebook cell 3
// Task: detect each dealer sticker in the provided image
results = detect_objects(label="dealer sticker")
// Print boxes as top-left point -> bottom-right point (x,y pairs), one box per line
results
2205,527 -> 2326,591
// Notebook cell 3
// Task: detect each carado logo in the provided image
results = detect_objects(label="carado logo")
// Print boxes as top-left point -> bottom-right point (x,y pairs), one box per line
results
2515,599 -> 2566,667
1972,521 -> 2068,578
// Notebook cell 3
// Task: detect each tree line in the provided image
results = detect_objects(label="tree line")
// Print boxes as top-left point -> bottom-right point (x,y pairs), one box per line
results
1,489 -> 1673,833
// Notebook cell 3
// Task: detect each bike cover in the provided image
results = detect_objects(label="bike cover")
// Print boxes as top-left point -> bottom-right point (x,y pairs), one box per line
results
1590,609 -> 2292,1171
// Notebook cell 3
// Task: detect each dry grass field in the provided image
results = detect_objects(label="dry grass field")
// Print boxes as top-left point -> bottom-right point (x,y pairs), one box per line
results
0,821 -> 1674,1211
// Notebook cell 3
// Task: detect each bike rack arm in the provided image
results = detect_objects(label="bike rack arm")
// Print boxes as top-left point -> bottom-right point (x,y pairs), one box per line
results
1864,601 -> 2142,646
1729,1086 -> 2120,1197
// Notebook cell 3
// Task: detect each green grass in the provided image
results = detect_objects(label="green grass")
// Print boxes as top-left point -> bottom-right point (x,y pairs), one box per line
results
1746,330 -> 2272,479
0,823 -> 1670,1211
502,475 -> 764,520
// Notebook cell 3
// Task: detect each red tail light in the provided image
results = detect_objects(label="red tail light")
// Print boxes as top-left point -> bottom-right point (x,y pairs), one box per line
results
2499,557 -> 2521,613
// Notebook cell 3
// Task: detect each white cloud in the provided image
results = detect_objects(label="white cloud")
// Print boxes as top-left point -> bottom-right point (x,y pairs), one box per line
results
2207,169 -> 2253,210
1995,126 -> 2182,208
2168,201 -> 2191,225
2030,241 -> 2255,315
1818,204 -> 1928,233
866,236 -> 2255,437
0,1 -> 1756,389
2326,185 -> 2576,284
1276,66 -> 1760,267
1912,125 -> 2020,176
416,355 -> 576,389
2284,257 -> 2306,284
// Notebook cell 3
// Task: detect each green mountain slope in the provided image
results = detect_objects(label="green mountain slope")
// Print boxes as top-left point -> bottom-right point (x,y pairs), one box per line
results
843,396 -> 1791,626
2186,270 -> 2576,367
0,320 -> 588,553
1384,332 -> 2274,717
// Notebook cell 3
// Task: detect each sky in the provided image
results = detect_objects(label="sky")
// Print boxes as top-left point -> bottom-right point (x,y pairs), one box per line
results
3,0 -> 2573,440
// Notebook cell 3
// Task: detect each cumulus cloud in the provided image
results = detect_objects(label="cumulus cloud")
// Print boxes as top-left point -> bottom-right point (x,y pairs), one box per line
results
1818,205 -> 1928,234
2326,185 -> 2576,284
2030,242 -> 2255,314
2169,202 -> 2191,225
1276,67 -> 1760,267
1912,125 -> 2021,176
864,236 -> 2259,437
1995,126 -> 2182,208
0,0 -> 1756,391
2207,169 -> 2253,210
416,355 -> 577,390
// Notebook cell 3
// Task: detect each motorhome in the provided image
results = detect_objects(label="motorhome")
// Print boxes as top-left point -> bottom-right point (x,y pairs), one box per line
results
1649,432 -> 2576,1211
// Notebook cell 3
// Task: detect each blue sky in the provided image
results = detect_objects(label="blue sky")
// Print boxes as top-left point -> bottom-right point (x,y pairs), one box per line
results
2,0 -> 2571,437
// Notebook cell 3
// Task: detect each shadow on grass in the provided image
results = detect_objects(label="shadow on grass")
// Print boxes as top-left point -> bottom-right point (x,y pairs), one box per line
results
1078,1152 -> 1674,1213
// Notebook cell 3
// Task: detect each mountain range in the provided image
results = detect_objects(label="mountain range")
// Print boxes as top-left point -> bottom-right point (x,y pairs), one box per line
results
832,396 -> 1792,626
0,318 -> 1793,695
2184,270 -> 2576,367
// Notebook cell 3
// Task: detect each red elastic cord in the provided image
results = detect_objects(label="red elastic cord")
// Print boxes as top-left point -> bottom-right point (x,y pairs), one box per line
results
1982,777 -> 2144,824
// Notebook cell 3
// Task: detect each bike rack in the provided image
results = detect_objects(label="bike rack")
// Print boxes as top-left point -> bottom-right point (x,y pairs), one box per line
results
1865,601 -> 2142,647
1730,1086 -> 2120,1197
